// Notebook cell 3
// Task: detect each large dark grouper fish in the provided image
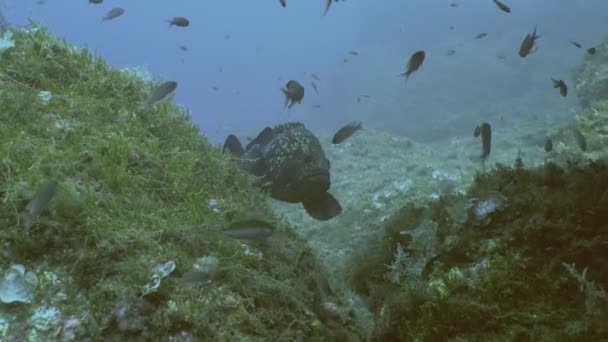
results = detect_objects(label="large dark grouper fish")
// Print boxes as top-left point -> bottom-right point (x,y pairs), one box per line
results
223,122 -> 342,221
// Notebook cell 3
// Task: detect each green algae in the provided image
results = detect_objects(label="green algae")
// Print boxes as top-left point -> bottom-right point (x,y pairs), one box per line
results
0,25 -> 361,340
348,158 -> 608,340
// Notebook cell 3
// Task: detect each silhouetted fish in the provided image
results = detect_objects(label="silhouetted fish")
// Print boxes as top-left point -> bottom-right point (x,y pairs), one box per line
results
20,180 -> 59,229
401,50 -> 425,81
551,78 -> 567,97
570,40 -> 582,48
102,7 -> 125,21
223,219 -> 274,240
519,26 -> 541,57
492,0 -> 511,13
88,0 -> 103,4
279,0 -> 286,7
474,122 -> 492,164
332,122 -> 362,144
282,80 -> 304,108
324,0 -> 332,15
168,17 -> 189,27
475,33 -> 488,39
587,47 -> 597,55
144,81 -> 177,108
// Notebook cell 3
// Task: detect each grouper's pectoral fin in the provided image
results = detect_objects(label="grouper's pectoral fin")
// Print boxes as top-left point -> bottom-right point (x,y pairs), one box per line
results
223,134 -> 244,157
239,144 -> 266,177
302,192 -> 342,221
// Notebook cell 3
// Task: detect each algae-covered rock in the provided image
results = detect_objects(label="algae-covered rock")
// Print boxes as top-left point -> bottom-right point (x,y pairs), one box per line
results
573,39 -> 608,107
0,25 -> 362,340
347,159 -> 608,340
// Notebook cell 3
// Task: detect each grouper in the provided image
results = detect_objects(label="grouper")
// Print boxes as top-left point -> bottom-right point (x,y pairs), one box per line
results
223,122 -> 342,221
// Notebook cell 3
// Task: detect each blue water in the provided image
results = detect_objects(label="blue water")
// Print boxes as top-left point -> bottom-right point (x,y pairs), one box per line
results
4,0 -> 608,143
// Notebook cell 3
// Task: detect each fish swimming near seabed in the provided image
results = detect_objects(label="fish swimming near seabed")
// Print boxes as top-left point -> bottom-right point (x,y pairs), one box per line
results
223,122 -> 342,220
143,81 -> 177,109
474,122 -> 492,170
332,122 -> 362,144
222,219 -> 275,240
20,180 -> 59,229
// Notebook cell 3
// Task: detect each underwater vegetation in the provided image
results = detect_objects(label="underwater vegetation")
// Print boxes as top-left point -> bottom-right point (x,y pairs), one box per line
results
347,157 -> 608,340
0,26 -> 362,340
574,38 -> 608,107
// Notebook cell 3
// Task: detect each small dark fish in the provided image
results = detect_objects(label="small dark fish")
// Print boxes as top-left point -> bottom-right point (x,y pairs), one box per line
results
519,26 -> 541,57
222,219 -> 274,240
570,40 -> 582,48
450,2 -> 459,8
475,33 -> 488,39
174,270 -> 211,288
449,25 -> 455,30
343,58 -> 349,63
211,86 -> 220,91
551,78 -> 567,97
144,81 -> 177,108
332,122 -> 362,144
492,0 -> 511,13
279,0 -> 286,7
348,50 -> 359,56
445,49 -> 456,56
356,94 -> 371,103
20,180 -> 59,229
587,47 -> 596,55
572,127 -> 587,152
544,138 -> 553,152
168,17 -> 189,27
475,122 -> 492,163
401,50 -> 425,81
102,7 -> 125,21
88,0 -> 103,4
313,104 -> 321,108
324,0 -> 332,15
282,80 -> 305,108
311,82 -> 318,94
179,45 -> 188,52
311,73 -> 321,82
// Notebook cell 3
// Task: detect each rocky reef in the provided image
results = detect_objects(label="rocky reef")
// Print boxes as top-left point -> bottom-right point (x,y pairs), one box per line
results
347,158 -> 608,340
574,38 -> 608,107
0,26 -> 361,340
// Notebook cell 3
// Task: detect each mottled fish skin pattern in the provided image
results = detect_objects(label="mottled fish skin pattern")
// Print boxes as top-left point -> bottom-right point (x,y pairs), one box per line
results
249,122 -> 331,203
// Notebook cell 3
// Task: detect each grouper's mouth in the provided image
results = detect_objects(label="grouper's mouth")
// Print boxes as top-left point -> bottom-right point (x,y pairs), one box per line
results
299,169 -> 330,194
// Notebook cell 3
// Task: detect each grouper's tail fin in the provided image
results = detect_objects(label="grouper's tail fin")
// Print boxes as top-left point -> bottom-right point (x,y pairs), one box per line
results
302,192 -> 342,221
223,134 -> 244,157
